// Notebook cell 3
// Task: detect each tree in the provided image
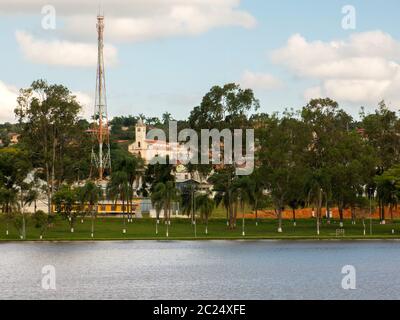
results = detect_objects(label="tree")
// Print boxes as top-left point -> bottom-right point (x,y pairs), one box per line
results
12,212 -> 25,240
107,171 -> 129,234
151,183 -> 164,234
0,147 -> 32,239
151,181 -> 180,237
32,210 -> 54,239
24,188 -> 40,214
195,194 -> 214,235
113,153 -> 144,222
209,168 -> 236,228
142,156 -> 175,196
189,83 -> 260,198
329,131 -> 377,226
258,112 -> 311,233
15,80 -> 88,214
0,188 -> 18,236
353,196 -> 374,236
361,101 -> 400,171
232,177 -> 253,236
247,168 -> 266,226
301,99 -> 354,233
375,165 -> 400,224
80,181 -> 102,238
53,185 -> 77,233
180,181 -> 199,225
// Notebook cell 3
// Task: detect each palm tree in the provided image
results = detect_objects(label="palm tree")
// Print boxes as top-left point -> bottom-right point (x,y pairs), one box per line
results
81,181 -> 102,238
0,187 -> 18,236
196,194 -> 214,235
232,177 -> 253,237
151,181 -> 180,237
249,169 -> 264,226
151,183 -> 165,235
181,182 -> 198,225
107,171 -> 129,234
76,185 -> 86,224
214,187 -> 230,226
113,155 -> 144,223
211,171 -> 233,227
33,210 -> 53,240
24,188 -> 39,214
53,185 -> 77,233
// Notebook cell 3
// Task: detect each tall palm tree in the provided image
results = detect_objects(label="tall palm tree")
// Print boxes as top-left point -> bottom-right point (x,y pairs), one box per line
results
53,185 -> 77,233
107,171 -> 129,234
151,181 -> 180,237
196,194 -> 214,235
81,181 -> 102,238
210,168 -> 243,229
214,188 -> 230,226
181,182 -> 198,225
211,171 -> 232,227
0,187 -> 18,236
114,155 -> 144,222
24,188 -> 39,214
151,183 -> 165,235
76,185 -> 87,223
232,177 -> 253,237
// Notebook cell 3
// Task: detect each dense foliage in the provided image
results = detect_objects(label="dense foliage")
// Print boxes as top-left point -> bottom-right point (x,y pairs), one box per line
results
2,79 -> 400,236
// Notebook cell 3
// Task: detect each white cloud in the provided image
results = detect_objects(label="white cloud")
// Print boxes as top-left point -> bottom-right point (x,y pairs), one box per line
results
73,91 -> 93,119
16,31 -> 118,67
0,82 -> 94,122
271,31 -> 400,107
2,1 -> 255,43
0,81 -> 18,123
0,81 -> 94,123
240,70 -> 282,91
64,6 -> 256,42
11,1 -> 254,67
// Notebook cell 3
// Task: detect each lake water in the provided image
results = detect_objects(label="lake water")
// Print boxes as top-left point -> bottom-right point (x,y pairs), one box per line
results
0,241 -> 399,300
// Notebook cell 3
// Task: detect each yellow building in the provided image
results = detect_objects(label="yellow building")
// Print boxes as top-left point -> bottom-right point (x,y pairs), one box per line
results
53,200 -> 141,215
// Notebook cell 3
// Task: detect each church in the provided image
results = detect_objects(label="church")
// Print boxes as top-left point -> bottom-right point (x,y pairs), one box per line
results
128,119 -> 208,186
128,118 -> 193,165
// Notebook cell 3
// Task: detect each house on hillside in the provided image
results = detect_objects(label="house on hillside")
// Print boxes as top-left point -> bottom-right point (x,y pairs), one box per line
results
9,133 -> 20,145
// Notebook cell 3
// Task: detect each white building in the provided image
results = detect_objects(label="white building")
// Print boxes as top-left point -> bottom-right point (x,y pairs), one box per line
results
128,119 -> 193,166
127,120 -> 213,218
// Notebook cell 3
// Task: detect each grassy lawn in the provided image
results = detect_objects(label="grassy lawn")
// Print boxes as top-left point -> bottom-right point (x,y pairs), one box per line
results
0,216 -> 400,241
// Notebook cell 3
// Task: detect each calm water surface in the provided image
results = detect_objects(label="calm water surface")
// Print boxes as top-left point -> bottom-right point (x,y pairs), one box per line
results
0,241 -> 399,300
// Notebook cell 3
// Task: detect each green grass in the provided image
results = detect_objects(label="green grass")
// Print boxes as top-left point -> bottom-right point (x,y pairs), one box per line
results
0,216 -> 400,241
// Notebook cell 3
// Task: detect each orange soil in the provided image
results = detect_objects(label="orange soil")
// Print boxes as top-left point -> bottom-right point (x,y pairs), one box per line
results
246,207 -> 399,220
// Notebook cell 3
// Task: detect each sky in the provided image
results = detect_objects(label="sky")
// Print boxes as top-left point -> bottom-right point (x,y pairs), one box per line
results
0,0 -> 399,122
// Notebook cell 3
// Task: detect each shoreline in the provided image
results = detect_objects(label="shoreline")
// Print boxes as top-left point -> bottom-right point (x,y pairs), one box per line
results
1,236 -> 400,243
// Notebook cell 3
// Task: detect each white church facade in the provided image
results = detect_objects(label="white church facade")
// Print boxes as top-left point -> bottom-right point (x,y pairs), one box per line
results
128,119 -> 193,165
128,119 -> 204,183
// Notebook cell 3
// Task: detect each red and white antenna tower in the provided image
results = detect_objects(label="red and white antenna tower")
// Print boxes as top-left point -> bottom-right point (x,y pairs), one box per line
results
90,13 -> 111,181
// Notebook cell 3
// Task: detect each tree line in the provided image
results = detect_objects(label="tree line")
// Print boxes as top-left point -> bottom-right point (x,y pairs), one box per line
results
1,80 -> 400,238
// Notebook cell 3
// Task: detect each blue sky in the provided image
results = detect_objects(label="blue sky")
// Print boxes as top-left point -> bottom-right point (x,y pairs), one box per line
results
0,0 -> 399,122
